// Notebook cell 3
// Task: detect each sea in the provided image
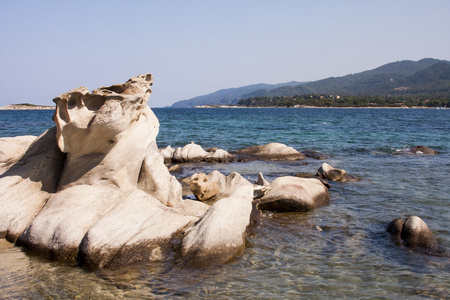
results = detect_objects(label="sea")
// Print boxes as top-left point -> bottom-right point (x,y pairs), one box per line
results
0,108 -> 449,299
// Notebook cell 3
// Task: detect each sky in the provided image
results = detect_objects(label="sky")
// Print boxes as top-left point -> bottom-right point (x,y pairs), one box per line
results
1,0 -> 449,108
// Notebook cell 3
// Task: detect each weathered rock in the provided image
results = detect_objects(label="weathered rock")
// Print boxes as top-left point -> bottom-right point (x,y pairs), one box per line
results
189,170 -> 254,203
159,145 -> 175,164
189,173 -> 220,201
138,141 -> 182,207
0,74 -> 259,269
256,172 -> 270,186
0,128 -> 64,242
2,74 -> 209,268
180,195 -> 253,267
168,164 -> 182,173
181,170 -> 256,266
387,216 -> 440,252
316,163 -> 361,182
317,163 -> 346,181
393,145 -> 438,155
173,142 -> 210,163
170,142 -> 235,163
257,176 -> 330,212
202,170 -> 254,201
233,142 -> 305,161
204,148 -> 236,162
0,135 -> 37,174
253,173 -> 271,198
78,189 -> 198,269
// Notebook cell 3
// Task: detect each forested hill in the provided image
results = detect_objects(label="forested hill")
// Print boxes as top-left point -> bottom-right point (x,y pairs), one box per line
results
170,81 -> 302,108
241,58 -> 450,99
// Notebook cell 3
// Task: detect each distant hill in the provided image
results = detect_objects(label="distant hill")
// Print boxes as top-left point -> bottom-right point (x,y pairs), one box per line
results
170,81 -> 303,108
241,58 -> 450,98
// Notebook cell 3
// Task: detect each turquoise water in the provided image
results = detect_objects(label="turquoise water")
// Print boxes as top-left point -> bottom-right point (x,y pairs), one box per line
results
1,108 -> 449,299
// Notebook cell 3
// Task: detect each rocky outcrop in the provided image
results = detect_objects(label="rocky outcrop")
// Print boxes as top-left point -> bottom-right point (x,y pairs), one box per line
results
316,163 -> 361,182
256,176 -> 330,212
162,142 -> 236,163
387,216 -> 440,252
393,145 -> 438,155
233,142 -> 305,161
0,74 -> 257,269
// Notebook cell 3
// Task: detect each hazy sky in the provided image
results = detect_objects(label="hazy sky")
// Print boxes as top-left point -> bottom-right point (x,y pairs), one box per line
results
1,0 -> 449,107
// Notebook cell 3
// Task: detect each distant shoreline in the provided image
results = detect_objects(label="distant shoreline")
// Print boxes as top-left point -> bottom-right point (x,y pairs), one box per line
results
0,104 -> 55,110
194,105 -> 446,109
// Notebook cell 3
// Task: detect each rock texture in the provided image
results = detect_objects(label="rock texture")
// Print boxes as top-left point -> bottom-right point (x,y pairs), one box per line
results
181,171 -> 254,266
0,128 -> 64,242
163,142 -> 235,163
257,176 -> 330,212
387,216 -> 440,252
316,163 -> 361,182
0,74 -> 255,269
0,135 -> 37,174
233,142 -> 305,161
189,173 -> 220,201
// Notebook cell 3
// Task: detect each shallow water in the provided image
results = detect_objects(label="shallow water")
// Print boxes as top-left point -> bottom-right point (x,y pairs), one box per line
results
1,108 -> 449,299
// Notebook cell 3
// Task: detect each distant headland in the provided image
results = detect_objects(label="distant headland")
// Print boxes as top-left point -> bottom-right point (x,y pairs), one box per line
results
0,104 -> 54,110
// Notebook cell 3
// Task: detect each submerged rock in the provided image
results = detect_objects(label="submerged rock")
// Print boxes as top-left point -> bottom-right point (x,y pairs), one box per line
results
387,216 -> 440,252
233,142 -> 305,161
301,150 -> 328,160
393,145 -> 438,155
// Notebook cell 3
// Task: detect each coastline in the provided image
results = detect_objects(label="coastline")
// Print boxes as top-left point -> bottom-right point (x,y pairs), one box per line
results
194,105 -> 446,109
0,104 -> 55,110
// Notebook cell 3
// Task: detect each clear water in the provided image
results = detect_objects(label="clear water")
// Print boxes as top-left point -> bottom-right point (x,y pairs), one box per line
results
1,108 -> 449,299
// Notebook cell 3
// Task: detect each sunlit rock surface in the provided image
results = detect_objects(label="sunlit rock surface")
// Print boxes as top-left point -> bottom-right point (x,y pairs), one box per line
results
257,176 -> 330,212
387,216 -> 440,252
1,74 -> 254,268
233,142 -> 305,161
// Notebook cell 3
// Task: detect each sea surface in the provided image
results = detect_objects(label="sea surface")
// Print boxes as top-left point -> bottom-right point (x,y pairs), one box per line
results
0,108 -> 449,299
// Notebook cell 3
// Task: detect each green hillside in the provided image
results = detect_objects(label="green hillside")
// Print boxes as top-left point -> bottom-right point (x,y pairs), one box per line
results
170,81 -> 302,108
241,58 -> 450,98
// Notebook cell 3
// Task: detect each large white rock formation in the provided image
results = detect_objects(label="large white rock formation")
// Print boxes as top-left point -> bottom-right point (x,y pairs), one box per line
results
0,74 -> 253,268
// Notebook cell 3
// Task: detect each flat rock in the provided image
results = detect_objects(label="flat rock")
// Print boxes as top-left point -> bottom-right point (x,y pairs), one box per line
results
257,176 -> 330,212
233,142 -> 305,161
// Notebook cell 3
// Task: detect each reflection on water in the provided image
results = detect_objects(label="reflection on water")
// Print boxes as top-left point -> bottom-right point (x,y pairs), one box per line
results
1,108 -> 449,299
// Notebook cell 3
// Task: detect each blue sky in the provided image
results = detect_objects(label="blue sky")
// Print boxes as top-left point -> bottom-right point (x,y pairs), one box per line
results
1,0 -> 449,107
